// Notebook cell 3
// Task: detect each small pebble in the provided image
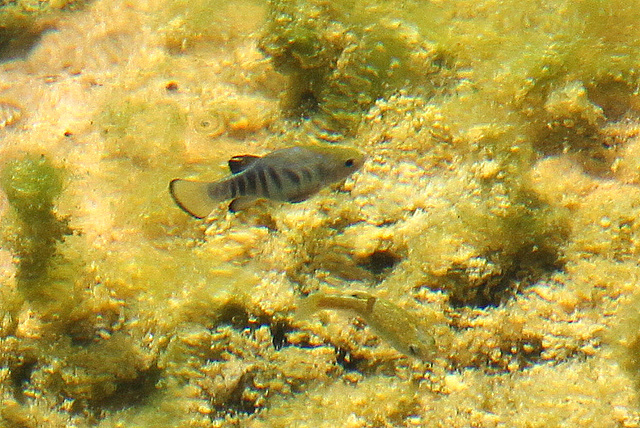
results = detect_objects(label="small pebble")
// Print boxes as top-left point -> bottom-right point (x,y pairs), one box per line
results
0,102 -> 22,128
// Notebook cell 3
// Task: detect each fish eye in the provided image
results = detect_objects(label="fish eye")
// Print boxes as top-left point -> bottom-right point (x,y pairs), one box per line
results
344,158 -> 355,167
408,344 -> 420,356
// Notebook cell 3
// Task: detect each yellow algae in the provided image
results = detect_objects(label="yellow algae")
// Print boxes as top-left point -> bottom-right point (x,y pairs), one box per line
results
154,0 -> 266,53
614,134 -> 640,185
527,156 -> 600,210
2,0 -> 640,426
101,97 -> 187,167
565,183 -> 640,262
248,374 -> 424,428
543,81 -> 605,127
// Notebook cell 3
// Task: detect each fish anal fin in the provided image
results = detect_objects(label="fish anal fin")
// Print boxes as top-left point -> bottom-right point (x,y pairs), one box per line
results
287,189 -> 317,203
228,155 -> 261,174
229,196 -> 258,212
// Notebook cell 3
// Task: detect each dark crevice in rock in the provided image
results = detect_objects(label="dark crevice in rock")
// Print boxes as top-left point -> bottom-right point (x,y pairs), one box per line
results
357,250 -> 401,277
10,359 -> 37,404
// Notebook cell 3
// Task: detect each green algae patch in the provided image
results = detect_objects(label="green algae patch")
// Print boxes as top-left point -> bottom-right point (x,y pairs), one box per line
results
101,98 -> 187,168
0,0 -> 89,58
0,154 -> 73,303
153,0 -> 266,53
259,0 -> 640,170
259,0 -> 446,135
2,154 -> 63,219
5,0 -> 640,425
0,151 -> 268,425
441,184 -> 569,307
417,0 -> 640,175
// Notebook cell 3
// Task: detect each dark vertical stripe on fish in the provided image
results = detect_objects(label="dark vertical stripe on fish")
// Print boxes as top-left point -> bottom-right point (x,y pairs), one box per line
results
257,166 -> 269,197
245,170 -> 257,194
207,183 -> 218,199
267,166 -> 283,192
283,168 -> 301,186
237,175 -> 246,195
314,164 -> 326,181
230,178 -> 238,199
301,167 -> 313,183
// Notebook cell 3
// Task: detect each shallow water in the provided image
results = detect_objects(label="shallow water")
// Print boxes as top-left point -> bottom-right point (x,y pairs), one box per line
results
0,0 -> 640,426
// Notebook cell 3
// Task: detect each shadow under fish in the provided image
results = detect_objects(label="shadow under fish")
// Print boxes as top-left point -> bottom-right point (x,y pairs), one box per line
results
170,145 -> 365,218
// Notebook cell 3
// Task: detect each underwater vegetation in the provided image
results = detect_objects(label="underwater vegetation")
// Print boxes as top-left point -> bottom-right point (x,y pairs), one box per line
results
101,96 -> 187,168
1,0 -> 640,426
0,155 -> 72,304
259,0 -> 447,135
0,0 -> 89,58
260,0 -> 640,170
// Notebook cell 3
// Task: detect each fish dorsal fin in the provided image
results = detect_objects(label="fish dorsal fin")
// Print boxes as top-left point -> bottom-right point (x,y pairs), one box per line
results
228,155 -> 261,174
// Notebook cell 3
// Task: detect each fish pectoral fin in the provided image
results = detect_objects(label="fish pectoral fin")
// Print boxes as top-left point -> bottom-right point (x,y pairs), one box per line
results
228,196 -> 258,212
228,154 -> 261,174
169,179 -> 215,219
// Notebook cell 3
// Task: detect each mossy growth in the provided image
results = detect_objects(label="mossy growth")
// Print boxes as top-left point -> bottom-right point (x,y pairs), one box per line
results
262,0 -> 640,169
433,137 -> 569,307
101,97 -> 187,168
0,0 -> 89,58
259,0 -> 446,135
420,0 -> 640,175
444,183 -> 569,307
1,154 -> 73,303
97,92 -> 206,245
153,0 -> 266,53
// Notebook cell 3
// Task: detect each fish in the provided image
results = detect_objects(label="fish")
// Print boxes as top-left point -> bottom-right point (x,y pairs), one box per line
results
170,144 -> 365,218
295,290 -> 436,361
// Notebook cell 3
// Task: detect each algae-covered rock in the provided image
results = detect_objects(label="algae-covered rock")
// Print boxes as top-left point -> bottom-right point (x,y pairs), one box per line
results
2,154 -> 64,218
101,98 -> 187,167
260,0 -> 445,135
0,0 -> 88,58
3,0 -> 640,426
155,0 -> 265,53
1,154 -> 71,296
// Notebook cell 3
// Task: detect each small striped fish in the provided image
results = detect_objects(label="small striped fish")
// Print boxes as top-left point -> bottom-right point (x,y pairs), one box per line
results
170,145 -> 365,218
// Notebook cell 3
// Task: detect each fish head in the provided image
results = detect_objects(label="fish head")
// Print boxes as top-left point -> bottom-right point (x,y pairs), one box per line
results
305,145 -> 366,182
405,332 -> 437,361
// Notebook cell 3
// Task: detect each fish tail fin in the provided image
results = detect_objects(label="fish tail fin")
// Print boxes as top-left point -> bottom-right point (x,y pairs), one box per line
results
294,293 -> 323,321
169,179 -> 218,219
